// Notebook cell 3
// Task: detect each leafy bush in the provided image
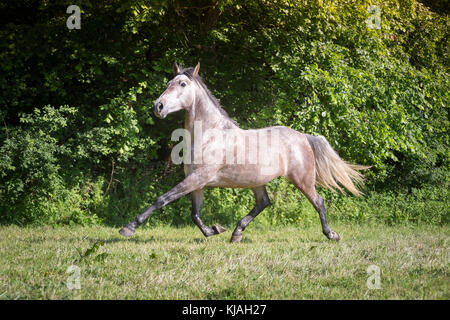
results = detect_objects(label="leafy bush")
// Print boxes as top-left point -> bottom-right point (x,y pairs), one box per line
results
0,106 -> 103,225
0,0 -> 448,226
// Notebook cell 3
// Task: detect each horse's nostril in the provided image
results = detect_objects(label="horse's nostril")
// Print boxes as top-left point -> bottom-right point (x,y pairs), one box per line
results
158,103 -> 163,111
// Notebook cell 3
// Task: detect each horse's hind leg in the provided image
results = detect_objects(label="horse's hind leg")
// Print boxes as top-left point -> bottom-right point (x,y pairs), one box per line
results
191,189 -> 226,237
230,186 -> 271,243
288,175 -> 340,241
307,189 -> 340,241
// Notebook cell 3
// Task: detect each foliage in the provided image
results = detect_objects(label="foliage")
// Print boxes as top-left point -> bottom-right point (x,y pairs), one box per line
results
0,106 -> 103,225
0,0 -> 448,225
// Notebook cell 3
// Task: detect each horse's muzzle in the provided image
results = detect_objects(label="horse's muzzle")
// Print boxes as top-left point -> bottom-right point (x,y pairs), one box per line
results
154,101 -> 166,119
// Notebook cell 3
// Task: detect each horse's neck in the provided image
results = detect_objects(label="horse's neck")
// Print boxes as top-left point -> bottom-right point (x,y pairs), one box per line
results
184,91 -> 236,137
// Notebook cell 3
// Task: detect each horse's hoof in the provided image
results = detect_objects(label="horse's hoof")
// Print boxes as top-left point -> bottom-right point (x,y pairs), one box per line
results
119,226 -> 135,237
328,231 -> 340,241
212,224 -> 226,234
230,234 -> 242,243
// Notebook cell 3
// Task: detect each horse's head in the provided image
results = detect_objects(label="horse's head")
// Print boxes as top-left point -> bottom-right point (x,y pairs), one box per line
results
153,61 -> 200,119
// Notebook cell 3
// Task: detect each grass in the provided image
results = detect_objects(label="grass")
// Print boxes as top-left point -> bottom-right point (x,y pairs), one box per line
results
0,223 -> 448,299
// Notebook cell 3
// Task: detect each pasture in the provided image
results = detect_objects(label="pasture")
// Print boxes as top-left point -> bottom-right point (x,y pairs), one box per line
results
1,223 -> 448,300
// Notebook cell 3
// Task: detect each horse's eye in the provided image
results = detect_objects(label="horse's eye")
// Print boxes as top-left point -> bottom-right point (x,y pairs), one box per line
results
181,82 -> 186,87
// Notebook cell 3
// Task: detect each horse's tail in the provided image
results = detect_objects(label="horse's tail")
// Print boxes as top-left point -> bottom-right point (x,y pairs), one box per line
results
305,134 -> 370,196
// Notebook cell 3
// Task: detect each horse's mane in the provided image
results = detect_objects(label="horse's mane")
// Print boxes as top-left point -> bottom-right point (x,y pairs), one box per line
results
176,66 -> 238,126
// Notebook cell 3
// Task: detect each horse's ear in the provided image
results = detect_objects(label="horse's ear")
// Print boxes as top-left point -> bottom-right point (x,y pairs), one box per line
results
173,61 -> 181,75
193,62 -> 200,77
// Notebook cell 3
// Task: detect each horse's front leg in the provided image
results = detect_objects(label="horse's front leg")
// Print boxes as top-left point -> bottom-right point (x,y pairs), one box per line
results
191,189 -> 226,237
119,168 -> 217,237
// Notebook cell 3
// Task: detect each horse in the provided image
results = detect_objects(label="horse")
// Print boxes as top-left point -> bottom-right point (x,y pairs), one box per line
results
119,62 -> 368,242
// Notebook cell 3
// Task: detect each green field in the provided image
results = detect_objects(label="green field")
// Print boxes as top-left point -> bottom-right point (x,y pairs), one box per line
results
0,223 -> 448,299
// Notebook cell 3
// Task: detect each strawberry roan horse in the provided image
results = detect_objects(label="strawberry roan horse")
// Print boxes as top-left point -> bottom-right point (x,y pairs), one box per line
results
119,62 -> 368,242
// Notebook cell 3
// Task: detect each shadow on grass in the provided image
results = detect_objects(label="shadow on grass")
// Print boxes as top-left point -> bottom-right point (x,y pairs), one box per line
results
23,233 -> 241,245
